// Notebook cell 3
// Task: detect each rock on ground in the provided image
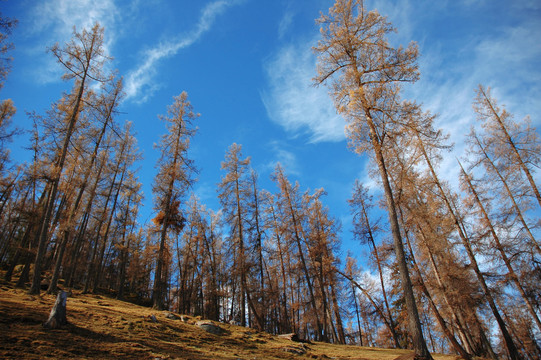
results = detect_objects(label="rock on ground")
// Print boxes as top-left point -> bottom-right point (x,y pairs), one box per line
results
196,320 -> 225,335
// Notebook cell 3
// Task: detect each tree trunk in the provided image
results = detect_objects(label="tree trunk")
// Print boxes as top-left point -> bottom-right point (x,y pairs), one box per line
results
401,213 -> 472,360
29,58 -> 89,295
363,205 -> 401,348
285,189 -> 324,341
460,161 -> 541,333
47,92 -> 118,294
477,86 -> 541,207
472,133 -> 540,254
367,119 -> 431,359
352,284 -> 363,346
336,268 -> 398,343
92,165 -> 125,293
83,164 -> 118,293
417,136 -> 521,360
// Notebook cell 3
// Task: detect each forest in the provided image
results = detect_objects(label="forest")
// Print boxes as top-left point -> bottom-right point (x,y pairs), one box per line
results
0,1 -> 539,360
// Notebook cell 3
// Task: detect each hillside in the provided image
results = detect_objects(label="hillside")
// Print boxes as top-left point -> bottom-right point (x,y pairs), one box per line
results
0,284 -> 461,360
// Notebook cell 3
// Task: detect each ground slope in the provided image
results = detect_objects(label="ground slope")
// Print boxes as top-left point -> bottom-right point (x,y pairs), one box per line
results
0,284 -> 461,359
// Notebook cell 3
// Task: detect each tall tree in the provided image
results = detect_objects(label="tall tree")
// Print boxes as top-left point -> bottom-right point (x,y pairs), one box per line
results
263,190 -> 294,334
0,12 -> 17,88
246,169 -> 267,328
30,23 -> 112,295
459,161 -> 541,333
349,181 -> 401,348
116,171 -> 142,300
313,1 -> 431,357
152,91 -> 198,310
0,12 -> 18,209
473,85 -> 541,208
306,197 -> 345,344
47,79 -> 124,294
272,164 -> 324,341
409,118 -> 522,360
218,143 -> 264,329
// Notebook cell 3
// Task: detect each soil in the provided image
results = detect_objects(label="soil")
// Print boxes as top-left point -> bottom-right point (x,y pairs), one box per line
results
0,283 -> 462,359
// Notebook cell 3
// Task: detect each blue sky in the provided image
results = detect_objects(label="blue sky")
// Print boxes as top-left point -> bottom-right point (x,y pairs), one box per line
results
2,0 -> 540,257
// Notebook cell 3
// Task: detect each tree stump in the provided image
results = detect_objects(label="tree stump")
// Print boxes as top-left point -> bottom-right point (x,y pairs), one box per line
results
43,290 -> 69,329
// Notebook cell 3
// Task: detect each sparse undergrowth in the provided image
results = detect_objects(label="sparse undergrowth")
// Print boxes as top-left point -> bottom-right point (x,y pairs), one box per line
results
0,283 -> 461,359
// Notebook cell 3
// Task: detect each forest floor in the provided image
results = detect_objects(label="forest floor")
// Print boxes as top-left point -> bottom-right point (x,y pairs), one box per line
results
0,281 -> 462,360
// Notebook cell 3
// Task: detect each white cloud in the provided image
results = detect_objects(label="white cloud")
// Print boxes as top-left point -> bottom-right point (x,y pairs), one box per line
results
28,0 -> 119,83
365,0 -> 541,191
32,0 -> 118,39
278,9 -> 294,39
124,0 -> 241,102
261,41 -> 345,143
263,140 -> 300,177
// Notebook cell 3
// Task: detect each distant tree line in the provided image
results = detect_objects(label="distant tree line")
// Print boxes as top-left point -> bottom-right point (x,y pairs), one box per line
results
0,2 -> 539,360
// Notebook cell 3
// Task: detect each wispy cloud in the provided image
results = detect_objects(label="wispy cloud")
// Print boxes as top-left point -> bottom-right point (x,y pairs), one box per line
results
29,0 -> 119,83
261,41 -> 345,143
124,0 -> 240,102
261,140 -> 300,177
31,0 -> 118,39
278,9 -> 294,39
365,0 -> 541,189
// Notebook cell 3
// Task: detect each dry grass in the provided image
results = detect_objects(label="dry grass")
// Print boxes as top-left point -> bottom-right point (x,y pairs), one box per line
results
0,283 -> 462,359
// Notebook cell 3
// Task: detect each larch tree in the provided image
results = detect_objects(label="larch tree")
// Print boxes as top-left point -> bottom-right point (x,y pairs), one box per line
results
246,168 -> 267,328
313,1 -> 431,357
272,164 -> 324,341
116,170 -> 143,300
46,78 -> 124,294
466,129 -> 540,254
349,180 -> 401,348
0,98 -> 16,181
83,122 -> 134,293
404,108 -> 522,359
381,110 -> 497,358
30,23 -> 113,295
473,85 -> 541,208
0,12 -> 17,215
263,190 -> 294,334
0,12 -> 17,87
459,161 -> 541,334
218,143 -> 264,329
152,91 -> 199,310
306,197 -> 346,344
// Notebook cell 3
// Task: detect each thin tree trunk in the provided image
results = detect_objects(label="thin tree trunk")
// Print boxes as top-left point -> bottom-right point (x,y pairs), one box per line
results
352,284 -> 363,346
417,135 -> 522,360
93,165 -> 125,293
336,268 -> 397,341
251,172 -> 265,322
367,118 -> 431,358
403,190 -> 480,357
29,48 -> 91,295
329,280 -> 346,344
83,163 -> 118,293
361,202 -> 401,348
401,211 -> 472,360
47,91 -> 118,294
472,133 -> 540,254
460,161 -> 541,333
477,86 -> 541,207
269,201 -> 292,333
284,185 -> 324,341
117,197 -> 133,300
